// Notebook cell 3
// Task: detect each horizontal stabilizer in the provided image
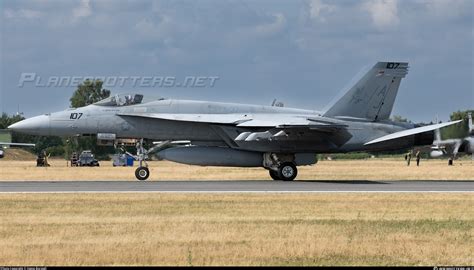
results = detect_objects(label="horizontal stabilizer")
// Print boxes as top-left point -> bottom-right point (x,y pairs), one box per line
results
364,120 -> 462,145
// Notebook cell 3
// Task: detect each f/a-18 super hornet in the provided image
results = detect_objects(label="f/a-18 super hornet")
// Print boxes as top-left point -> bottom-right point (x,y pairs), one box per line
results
430,112 -> 473,163
8,62 -> 462,180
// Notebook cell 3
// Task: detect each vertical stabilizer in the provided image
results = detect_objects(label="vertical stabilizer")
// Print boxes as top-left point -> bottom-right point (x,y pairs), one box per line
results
324,62 -> 409,121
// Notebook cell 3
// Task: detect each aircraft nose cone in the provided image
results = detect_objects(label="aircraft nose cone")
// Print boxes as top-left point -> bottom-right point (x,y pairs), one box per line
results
8,114 -> 51,136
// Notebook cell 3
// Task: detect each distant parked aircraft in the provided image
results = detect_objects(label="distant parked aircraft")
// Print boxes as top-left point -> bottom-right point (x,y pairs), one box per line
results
430,112 -> 474,163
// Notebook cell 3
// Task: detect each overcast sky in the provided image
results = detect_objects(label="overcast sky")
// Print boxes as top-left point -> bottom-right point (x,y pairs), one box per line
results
1,0 -> 473,122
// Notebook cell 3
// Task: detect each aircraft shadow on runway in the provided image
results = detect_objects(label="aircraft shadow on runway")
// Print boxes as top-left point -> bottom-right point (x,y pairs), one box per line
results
296,180 -> 387,184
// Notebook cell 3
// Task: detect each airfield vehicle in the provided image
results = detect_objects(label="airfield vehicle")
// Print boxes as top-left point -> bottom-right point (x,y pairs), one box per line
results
78,150 -> 100,167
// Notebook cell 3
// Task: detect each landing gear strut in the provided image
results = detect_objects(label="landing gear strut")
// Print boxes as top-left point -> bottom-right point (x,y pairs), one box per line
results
135,139 -> 150,181
119,139 -> 171,181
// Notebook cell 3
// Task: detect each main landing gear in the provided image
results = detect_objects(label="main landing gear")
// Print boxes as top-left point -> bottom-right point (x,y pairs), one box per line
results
269,162 -> 298,181
264,153 -> 298,181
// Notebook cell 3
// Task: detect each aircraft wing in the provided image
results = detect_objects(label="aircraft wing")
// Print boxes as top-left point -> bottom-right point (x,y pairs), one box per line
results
118,113 -> 252,124
364,120 -> 462,145
0,142 -> 35,147
118,112 -> 346,132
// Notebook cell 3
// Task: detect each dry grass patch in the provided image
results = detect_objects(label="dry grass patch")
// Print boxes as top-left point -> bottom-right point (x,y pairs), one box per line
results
0,193 -> 472,265
0,158 -> 473,181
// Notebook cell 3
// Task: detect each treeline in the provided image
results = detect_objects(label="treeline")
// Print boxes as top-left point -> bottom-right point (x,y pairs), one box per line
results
442,110 -> 473,139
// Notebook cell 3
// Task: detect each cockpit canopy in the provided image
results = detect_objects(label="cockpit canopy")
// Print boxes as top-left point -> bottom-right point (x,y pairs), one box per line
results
94,93 -> 144,107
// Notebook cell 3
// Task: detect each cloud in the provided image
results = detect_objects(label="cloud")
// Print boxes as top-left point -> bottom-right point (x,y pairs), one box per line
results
362,0 -> 399,30
308,0 -> 336,22
253,13 -> 287,37
4,8 -> 43,19
1,0 -> 472,121
424,0 -> 471,19
134,15 -> 173,39
72,0 -> 92,22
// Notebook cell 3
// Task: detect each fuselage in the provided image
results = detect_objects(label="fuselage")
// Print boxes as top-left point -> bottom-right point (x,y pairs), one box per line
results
9,98 -> 425,154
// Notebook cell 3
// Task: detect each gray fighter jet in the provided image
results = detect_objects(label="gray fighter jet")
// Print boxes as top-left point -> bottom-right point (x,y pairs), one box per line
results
8,62 -> 462,180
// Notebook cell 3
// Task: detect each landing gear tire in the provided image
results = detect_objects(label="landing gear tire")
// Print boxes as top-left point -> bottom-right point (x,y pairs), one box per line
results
135,167 -> 150,181
277,162 -> 297,181
269,170 -> 281,180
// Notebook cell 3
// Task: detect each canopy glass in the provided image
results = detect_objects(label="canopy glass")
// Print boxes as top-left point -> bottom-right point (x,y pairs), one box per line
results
94,93 -> 144,106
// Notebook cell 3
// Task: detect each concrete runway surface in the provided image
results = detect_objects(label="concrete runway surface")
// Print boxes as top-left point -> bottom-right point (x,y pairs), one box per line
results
0,180 -> 473,193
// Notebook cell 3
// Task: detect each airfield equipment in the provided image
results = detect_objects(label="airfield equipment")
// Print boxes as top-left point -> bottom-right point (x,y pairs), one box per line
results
112,154 -> 134,167
70,152 -> 79,166
36,151 -> 50,167
78,150 -> 100,167
8,62 -> 463,180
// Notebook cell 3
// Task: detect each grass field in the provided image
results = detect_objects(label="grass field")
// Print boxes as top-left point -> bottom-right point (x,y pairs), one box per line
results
1,158 -> 473,181
0,193 -> 472,266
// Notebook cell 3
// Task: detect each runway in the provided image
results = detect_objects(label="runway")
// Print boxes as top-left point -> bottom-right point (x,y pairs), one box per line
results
0,180 -> 473,193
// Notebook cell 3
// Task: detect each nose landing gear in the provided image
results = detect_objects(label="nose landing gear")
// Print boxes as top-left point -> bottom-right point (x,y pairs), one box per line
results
135,166 -> 150,181
120,139 -> 170,181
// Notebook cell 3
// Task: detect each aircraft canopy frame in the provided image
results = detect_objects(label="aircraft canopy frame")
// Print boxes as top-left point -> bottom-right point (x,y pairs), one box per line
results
94,93 -> 144,107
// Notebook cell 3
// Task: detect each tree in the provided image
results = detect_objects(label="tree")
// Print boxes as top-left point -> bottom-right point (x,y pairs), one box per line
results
450,110 -> 474,121
391,115 -> 409,123
70,79 -> 110,108
31,136 -> 65,156
0,113 -> 25,129
441,109 -> 474,139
